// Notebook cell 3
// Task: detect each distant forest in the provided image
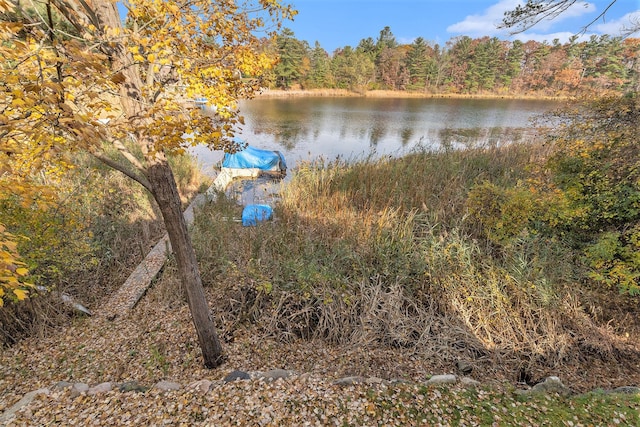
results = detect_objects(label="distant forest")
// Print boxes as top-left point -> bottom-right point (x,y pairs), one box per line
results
263,26 -> 639,96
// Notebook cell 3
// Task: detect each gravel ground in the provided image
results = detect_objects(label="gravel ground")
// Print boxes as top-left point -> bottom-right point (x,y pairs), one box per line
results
1,376 -> 507,426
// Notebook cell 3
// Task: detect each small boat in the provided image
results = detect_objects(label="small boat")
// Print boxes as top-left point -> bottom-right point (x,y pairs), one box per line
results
210,142 -> 287,193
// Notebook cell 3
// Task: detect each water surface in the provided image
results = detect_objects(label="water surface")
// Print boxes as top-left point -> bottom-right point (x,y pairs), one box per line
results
191,96 -> 559,204
193,97 -> 557,171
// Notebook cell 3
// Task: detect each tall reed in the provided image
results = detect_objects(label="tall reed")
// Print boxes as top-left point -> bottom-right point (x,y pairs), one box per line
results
188,141 -> 630,378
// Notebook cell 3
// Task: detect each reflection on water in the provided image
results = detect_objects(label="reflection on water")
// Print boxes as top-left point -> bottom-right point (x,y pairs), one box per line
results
437,127 -> 536,150
227,97 -> 557,169
191,97 -> 558,205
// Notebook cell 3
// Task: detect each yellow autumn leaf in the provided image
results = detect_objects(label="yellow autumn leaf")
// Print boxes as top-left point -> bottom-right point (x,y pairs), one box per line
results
11,98 -> 26,107
15,267 -> 28,276
13,288 -> 28,300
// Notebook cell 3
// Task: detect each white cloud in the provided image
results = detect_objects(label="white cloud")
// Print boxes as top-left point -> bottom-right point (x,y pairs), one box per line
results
446,0 -> 519,37
447,0 -> 597,37
593,11 -> 640,36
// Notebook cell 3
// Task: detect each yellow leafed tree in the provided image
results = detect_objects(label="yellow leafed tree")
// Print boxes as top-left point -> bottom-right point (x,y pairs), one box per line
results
0,0 -> 295,367
0,222 -> 32,307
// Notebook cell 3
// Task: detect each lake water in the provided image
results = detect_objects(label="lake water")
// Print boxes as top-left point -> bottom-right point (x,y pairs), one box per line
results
190,96 -> 559,204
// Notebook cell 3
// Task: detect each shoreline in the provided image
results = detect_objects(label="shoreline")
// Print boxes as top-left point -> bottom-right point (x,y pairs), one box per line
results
256,88 -> 571,101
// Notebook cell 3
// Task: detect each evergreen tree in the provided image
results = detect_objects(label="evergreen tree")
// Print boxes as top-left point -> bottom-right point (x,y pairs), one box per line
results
405,37 -> 430,91
331,46 -> 375,92
307,42 -> 332,88
274,28 -> 308,89
376,26 -> 398,51
502,40 -> 525,89
357,37 -> 377,59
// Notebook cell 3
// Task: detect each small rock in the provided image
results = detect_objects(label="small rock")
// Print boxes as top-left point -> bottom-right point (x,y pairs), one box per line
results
52,381 -> 73,390
261,369 -> 296,381
188,379 -> 213,393
154,381 -> 181,392
88,382 -> 113,395
425,374 -> 457,385
119,381 -> 148,393
612,386 -> 640,395
224,370 -> 251,383
365,377 -> 386,385
456,360 -> 473,375
0,388 -> 49,424
70,383 -> 89,398
247,371 -> 264,379
460,377 -> 481,387
333,376 -> 367,386
520,376 -> 572,396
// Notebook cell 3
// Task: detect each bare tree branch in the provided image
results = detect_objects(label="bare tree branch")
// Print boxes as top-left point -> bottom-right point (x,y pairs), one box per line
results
89,150 -> 153,193
499,0 -> 623,36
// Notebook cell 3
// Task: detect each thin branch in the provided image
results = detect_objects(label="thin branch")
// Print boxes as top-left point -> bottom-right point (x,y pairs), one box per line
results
578,1 -> 618,35
499,0 -> 621,36
90,150 -> 153,193
113,138 -> 145,170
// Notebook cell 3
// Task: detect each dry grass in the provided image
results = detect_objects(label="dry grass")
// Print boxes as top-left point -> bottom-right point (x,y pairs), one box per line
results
185,142 -> 640,388
257,88 -> 570,100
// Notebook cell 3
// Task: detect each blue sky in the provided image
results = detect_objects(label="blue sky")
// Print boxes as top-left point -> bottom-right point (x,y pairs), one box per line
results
284,0 -> 640,52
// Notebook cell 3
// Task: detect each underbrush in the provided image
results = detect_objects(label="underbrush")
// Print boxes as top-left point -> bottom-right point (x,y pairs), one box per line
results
185,142 -> 640,384
0,153 -> 207,347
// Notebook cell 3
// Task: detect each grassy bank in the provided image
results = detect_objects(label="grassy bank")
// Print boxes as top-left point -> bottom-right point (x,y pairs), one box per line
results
1,140 -> 639,425
257,88 -> 570,100
188,140 -> 640,392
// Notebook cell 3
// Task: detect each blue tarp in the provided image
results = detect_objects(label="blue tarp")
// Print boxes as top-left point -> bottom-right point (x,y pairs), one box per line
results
242,204 -> 273,226
222,144 -> 287,172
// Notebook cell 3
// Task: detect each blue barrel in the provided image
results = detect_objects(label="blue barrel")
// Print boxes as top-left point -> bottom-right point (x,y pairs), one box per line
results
242,204 -> 273,226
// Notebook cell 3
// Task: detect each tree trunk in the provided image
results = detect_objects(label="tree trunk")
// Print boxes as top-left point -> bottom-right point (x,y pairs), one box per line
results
88,0 -> 224,369
147,159 -> 224,368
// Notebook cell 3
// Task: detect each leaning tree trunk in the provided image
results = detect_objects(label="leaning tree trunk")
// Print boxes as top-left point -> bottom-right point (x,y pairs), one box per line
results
90,0 -> 224,368
147,158 -> 224,368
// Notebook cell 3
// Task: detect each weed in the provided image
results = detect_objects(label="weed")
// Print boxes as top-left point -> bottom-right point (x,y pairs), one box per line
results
190,139 -> 638,380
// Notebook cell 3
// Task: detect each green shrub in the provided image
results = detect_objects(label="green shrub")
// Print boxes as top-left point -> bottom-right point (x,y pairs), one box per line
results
545,94 -> 640,294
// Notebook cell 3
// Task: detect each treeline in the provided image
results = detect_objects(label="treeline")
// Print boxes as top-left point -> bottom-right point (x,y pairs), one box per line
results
263,26 -> 639,96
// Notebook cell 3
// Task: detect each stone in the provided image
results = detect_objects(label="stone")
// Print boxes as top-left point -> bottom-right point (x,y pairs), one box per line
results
70,383 -> 89,398
88,382 -> 113,395
0,388 -> 49,424
261,369 -> 296,381
52,381 -> 73,390
425,374 -> 457,385
188,379 -> 213,393
333,376 -> 367,386
154,381 -> 181,392
520,376 -> 573,397
460,377 -> 481,387
456,360 -> 473,375
611,386 -> 640,395
119,381 -> 148,393
224,370 -> 251,383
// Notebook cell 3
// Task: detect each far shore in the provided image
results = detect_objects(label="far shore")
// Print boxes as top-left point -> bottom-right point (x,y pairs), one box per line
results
255,88 -> 571,101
